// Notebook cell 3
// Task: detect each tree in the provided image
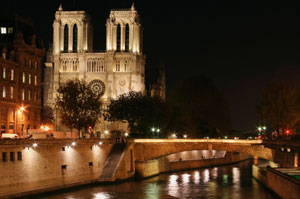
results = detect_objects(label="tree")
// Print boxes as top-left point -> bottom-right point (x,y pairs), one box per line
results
104,91 -> 167,137
257,83 -> 300,132
167,76 -> 232,138
41,105 -> 54,125
55,79 -> 102,137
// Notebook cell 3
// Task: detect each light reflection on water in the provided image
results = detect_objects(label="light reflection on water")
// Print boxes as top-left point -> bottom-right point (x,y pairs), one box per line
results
35,160 -> 278,199
93,192 -> 111,199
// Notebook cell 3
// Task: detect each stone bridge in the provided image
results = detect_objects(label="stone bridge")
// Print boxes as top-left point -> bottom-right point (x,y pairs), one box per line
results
133,139 -> 274,161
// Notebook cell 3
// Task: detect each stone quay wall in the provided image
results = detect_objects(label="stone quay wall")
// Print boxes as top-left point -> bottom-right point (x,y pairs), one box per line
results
135,152 -> 251,178
0,139 -> 113,199
252,165 -> 300,199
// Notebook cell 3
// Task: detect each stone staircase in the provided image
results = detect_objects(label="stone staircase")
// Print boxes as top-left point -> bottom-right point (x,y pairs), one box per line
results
99,143 -> 126,181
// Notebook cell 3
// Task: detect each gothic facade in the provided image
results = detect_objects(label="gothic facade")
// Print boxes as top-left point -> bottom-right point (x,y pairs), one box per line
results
44,4 -> 146,133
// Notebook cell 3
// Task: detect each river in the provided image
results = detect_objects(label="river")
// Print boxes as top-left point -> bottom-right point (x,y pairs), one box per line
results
33,160 -> 279,199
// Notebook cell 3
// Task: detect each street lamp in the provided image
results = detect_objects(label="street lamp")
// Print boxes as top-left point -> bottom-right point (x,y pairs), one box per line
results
257,125 -> 267,139
20,106 -> 25,111
257,126 -> 262,132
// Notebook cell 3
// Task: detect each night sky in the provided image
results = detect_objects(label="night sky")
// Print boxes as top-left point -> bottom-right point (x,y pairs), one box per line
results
2,0 -> 300,131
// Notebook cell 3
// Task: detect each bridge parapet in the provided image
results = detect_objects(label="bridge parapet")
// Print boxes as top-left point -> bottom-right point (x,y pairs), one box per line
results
134,139 -> 262,144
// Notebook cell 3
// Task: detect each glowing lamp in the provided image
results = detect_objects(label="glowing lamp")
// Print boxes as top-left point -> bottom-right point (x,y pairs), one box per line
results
32,143 -> 38,147
104,130 -> 109,134
71,141 -> 76,146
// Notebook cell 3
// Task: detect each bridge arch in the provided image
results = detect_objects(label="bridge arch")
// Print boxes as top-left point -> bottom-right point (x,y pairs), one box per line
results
133,139 -> 274,162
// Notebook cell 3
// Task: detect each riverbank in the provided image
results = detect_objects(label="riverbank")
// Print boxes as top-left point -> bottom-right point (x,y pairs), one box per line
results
252,165 -> 300,199
30,160 -> 278,199
0,139 -> 265,199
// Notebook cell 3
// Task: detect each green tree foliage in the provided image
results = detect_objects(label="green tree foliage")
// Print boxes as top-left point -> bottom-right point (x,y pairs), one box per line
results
104,91 -> 167,137
257,83 -> 300,132
167,76 -> 231,138
55,79 -> 102,136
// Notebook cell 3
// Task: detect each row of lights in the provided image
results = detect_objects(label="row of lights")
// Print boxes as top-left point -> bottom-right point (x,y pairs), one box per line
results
30,141 -> 103,148
171,133 -> 188,138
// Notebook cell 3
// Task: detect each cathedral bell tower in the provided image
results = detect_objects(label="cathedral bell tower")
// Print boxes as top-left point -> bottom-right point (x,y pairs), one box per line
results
52,4 -> 93,55
106,3 -> 142,54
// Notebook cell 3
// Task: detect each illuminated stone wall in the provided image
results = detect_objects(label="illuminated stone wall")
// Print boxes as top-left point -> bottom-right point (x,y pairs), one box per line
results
0,139 -> 113,198
135,152 -> 251,178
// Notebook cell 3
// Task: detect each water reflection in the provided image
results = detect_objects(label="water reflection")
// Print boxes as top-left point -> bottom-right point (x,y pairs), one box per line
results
193,171 -> 200,184
144,183 -> 161,199
167,174 -> 179,198
34,160 -> 278,199
203,169 -> 210,183
181,173 -> 190,184
93,192 -> 111,199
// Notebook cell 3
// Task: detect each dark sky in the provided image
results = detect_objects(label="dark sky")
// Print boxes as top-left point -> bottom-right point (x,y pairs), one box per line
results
2,0 -> 300,131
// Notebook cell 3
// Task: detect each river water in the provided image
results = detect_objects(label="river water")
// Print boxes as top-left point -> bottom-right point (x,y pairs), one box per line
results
35,160 -> 279,199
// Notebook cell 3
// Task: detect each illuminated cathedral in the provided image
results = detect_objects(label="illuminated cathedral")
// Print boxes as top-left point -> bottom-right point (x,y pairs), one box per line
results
44,4 -> 145,133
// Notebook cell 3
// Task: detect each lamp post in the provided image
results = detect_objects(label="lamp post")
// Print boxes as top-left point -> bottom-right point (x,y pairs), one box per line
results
151,127 -> 160,138
257,125 -> 267,139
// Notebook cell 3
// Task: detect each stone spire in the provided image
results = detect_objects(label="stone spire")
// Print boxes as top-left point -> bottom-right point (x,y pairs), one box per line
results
131,3 -> 135,11
58,3 -> 63,11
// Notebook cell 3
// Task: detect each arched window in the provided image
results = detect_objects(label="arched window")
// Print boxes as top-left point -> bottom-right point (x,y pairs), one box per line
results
2,86 -> 6,98
116,60 -> 120,71
125,24 -> 129,52
73,24 -> 78,52
10,86 -> 13,99
124,60 -> 128,71
64,24 -> 69,52
117,24 -> 121,52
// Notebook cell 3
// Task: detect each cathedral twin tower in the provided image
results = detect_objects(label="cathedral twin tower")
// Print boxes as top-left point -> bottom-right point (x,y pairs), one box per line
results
44,4 -> 145,131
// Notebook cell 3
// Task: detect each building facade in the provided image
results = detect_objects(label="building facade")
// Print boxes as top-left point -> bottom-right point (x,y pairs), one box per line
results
0,15 -> 45,136
44,4 -> 146,133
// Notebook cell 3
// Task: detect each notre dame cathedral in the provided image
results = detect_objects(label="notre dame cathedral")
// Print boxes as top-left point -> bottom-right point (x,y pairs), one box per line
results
44,3 -> 149,134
